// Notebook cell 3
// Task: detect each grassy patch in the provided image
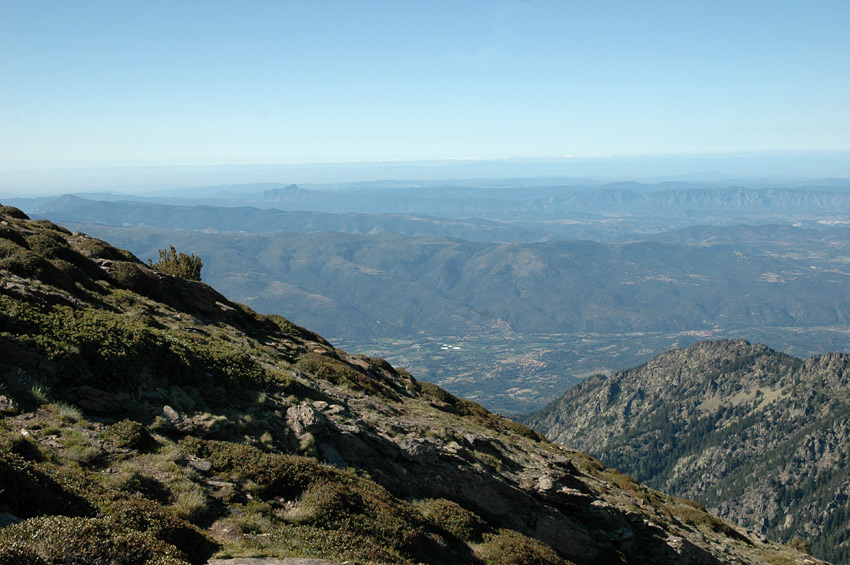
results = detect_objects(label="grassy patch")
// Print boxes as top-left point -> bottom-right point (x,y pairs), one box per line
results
58,429 -> 103,466
50,401 -> 82,423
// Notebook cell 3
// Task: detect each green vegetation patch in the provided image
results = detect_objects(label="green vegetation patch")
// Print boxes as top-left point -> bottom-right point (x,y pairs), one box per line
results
0,515 -> 189,565
296,351 -> 400,400
0,428 -> 216,563
225,521 -> 414,564
417,380 -> 545,442
107,419 -> 155,450
0,451 -> 95,519
415,498 -> 487,542
290,477 -> 424,554
477,529 -> 568,565
149,246 -> 203,281
98,495 -> 217,562
0,294 -> 269,401
180,437 -> 432,558
180,437 -> 324,499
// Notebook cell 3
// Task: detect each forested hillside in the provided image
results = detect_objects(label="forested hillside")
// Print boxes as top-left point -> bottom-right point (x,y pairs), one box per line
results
525,340 -> 850,563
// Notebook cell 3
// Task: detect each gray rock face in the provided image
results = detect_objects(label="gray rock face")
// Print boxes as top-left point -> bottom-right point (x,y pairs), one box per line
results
159,405 -> 223,436
70,386 -> 123,414
285,404 -> 327,437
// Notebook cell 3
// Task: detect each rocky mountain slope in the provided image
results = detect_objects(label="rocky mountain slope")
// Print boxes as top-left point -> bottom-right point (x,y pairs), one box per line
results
525,340 -> 850,564
0,205 -> 824,564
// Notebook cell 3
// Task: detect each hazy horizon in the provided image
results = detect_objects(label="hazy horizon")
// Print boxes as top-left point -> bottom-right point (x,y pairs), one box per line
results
2,150 -> 849,197
2,1 -> 848,185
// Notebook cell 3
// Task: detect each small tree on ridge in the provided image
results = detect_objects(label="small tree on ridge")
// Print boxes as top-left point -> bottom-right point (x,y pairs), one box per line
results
148,246 -> 203,281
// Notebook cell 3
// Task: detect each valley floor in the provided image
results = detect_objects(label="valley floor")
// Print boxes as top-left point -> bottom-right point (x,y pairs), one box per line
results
333,325 -> 850,415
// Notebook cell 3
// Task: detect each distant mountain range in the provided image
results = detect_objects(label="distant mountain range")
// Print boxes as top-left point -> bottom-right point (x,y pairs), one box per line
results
11,187 -> 850,415
524,340 -> 850,563
29,194 -> 548,242
11,181 -> 850,226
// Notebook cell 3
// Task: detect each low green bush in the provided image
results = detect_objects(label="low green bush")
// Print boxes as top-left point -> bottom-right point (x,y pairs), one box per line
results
148,246 -> 203,281
74,236 -> 133,261
415,498 -> 487,542
0,205 -> 29,220
0,452 -> 95,519
181,437 -> 430,558
107,419 -> 155,450
296,352 -> 398,399
478,529 -> 567,565
294,478 -> 425,553
231,521 -> 413,564
0,241 -> 74,291
0,515 -> 189,565
179,437 -> 323,499
3,297 -> 270,400
99,495 -> 217,563
110,261 -> 161,296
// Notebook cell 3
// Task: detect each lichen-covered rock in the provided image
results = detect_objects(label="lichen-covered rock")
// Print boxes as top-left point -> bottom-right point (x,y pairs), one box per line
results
286,404 -> 327,437
0,395 -> 18,414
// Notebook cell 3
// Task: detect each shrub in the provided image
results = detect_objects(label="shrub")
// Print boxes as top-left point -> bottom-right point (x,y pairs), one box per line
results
0,452 -> 95,518
478,529 -> 567,565
296,352 -> 398,399
110,261 -> 161,296
181,438 -> 427,556
671,497 -> 748,541
292,477 -> 425,554
0,205 -> 29,220
0,424 -> 41,460
24,233 -> 66,260
415,498 -> 487,542
0,241 -> 74,291
229,521 -> 413,564
0,223 -> 28,247
108,419 -> 155,450
179,437 -> 323,499
74,236 -> 131,261
99,495 -> 217,563
148,246 -> 203,281
788,538 -> 813,554
0,515 -> 189,565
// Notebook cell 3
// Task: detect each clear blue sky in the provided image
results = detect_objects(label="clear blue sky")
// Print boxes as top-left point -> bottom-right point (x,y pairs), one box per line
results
1,0 -> 849,173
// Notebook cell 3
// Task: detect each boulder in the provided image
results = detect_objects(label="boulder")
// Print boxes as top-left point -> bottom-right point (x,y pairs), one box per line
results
0,394 -> 18,414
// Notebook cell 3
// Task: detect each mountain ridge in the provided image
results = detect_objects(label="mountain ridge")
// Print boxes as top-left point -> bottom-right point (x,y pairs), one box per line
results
525,339 -> 850,563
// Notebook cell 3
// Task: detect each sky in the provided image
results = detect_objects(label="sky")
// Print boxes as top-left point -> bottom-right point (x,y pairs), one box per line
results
1,0 -> 849,188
